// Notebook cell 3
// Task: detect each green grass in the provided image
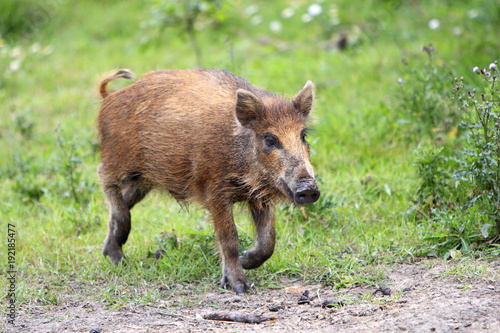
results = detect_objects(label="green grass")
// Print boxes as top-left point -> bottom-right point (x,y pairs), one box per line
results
1,0 -> 499,310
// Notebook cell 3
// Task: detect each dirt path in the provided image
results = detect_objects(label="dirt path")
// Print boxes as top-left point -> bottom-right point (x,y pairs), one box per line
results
5,259 -> 500,332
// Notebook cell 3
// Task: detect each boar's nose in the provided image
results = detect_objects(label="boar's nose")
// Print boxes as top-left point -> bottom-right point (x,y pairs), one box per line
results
294,179 -> 320,205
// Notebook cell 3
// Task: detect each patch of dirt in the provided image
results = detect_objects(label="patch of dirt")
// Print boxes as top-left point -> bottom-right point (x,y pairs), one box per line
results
5,259 -> 500,332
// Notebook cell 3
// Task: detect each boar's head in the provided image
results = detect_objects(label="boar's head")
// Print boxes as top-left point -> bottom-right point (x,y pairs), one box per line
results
234,81 -> 320,205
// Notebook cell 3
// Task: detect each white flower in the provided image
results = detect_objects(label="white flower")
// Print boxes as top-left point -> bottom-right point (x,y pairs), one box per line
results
281,8 -> 295,19
250,15 -> 263,25
307,4 -> 322,17
452,26 -> 462,36
472,66 -> 479,73
301,14 -> 312,23
467,9 -> 478,19
30,42 -> 41,54
245,5 -> 259,16
489,63 -> 497,70
428,19 -> 440,30
9,59 -> 21,72
269,20 -> 282,33
11,46 -> 22,58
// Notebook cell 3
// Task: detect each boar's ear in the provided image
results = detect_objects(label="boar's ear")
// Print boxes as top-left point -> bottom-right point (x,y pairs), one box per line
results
235,89 -> 264,128
292,81 -> 314,117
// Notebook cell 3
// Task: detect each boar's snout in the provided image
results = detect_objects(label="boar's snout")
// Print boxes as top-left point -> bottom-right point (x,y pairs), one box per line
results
294,179 -> 320,205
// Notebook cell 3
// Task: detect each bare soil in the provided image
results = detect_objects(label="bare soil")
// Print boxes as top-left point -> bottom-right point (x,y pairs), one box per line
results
6,259 -> 500,333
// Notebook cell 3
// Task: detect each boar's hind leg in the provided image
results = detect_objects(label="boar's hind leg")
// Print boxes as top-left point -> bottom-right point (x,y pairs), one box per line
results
101,185 -> 130,265
240,202 -> 276,270
210,199 -> 252,294
99,165 -> 150,265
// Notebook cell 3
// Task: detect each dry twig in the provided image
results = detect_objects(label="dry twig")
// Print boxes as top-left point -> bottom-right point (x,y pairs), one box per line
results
201,311 -> 276,324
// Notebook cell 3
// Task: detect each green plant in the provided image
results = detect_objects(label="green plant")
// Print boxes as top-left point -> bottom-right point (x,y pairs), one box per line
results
53,125 -> 98,207
413,143 -> 460,214
0,0 -> 48,39
397,44 -> 458,139
13,110 -> 35,139
145,0 -> 227,67
454,61 -> 500,234
55,124 -> 83,205
10,153 -> 47,202
411,61 -> 500,258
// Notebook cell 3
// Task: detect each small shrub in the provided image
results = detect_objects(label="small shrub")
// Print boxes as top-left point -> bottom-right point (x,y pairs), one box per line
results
397,44 -> 459,139
398,43 -> 500,255
0,0 -> 45,38
13,110 -> 35,139
453,61 -> 500,233
413,143 -> 460,213
144,0 -> 227,67
10,153 -> 47,203
53,124 -> 98,206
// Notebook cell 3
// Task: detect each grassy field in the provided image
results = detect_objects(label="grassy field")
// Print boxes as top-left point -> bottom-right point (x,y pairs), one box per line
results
1,0 -> 499,311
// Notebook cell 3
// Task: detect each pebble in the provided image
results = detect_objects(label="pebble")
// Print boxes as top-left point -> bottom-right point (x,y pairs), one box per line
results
378,285 -> 392,296
321,298 -> 344,308
269,301 -> 284,312
298,290 -> 312,304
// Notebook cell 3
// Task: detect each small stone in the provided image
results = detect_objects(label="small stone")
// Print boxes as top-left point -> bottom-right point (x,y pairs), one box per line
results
89,329 -> 102,333
298,290 -> 312,304
223,296 -> 242,303
268,304 -> 280,312
378,285 -> 392,296
268,301 -> 284,312
298,295 -> 311,304
321,298 -> 344,308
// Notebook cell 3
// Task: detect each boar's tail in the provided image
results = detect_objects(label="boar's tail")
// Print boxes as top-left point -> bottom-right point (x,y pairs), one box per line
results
99,69 -> 135,98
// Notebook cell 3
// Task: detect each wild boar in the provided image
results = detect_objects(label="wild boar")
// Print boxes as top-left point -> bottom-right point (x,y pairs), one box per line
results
96,69 -> 320,293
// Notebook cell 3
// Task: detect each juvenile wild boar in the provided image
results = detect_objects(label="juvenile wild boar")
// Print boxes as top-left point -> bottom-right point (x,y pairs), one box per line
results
97,69 -> 320,293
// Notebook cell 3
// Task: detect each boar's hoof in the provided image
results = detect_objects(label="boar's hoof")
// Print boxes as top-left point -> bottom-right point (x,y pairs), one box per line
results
240,250 -> 268,270
106,253 -> 126,266
103,242 -> 125,266
220,274 -> 253,294
294,179 -> 320,205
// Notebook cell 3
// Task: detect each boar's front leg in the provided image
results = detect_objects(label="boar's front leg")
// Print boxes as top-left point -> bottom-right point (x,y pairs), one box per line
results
240,201 -> 276,270
209,199 -> 252,294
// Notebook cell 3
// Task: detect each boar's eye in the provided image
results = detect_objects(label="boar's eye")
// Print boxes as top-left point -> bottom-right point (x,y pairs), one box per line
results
263,134 -> 280,150
301,129 -> 309,147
